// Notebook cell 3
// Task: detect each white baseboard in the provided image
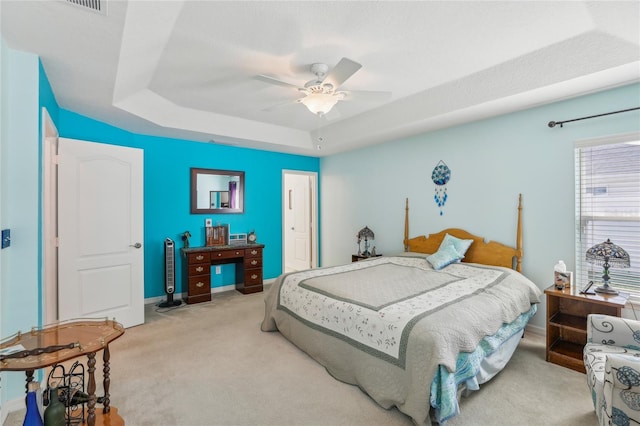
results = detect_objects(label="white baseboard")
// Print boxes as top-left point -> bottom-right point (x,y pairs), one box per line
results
211,284 -> 238,294
525,323 -> 545,337
7,396 -> 24,412
2,382 -> 40,423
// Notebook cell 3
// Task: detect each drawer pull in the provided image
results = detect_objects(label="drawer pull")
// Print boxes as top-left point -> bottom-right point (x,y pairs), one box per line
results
251,274 -> 258,280
235,251 -> 241,255
251,260 -> 258,266
195,266 -> 204,273
196,255 -> 204,261
251,250 -> 258,255
217,253 -> 222,257
196,281 -> 204,288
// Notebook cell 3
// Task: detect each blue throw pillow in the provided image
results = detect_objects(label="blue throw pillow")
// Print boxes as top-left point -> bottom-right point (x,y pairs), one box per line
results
440,233 -> 473,258
427,243 -> 463,270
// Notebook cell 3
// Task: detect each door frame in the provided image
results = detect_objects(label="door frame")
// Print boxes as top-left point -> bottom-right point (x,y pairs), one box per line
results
282,170 -> 318,272
42,107 -> 59,325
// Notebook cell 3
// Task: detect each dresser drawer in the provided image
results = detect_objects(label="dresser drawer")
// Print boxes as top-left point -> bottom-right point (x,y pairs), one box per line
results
211,249 -> 244,260
187,252 -> 210,264
188,263 -> 210,276
245,247 -> 262,258
244,269 -> 263,286
188,275 -> 210,296
244,257 -> 262,269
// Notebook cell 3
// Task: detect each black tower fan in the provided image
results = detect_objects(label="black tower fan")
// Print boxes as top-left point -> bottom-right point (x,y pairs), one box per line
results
159,238 -> 182,307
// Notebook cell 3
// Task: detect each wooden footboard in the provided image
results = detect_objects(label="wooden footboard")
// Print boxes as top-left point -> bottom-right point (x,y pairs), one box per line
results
403,194 -> 523,272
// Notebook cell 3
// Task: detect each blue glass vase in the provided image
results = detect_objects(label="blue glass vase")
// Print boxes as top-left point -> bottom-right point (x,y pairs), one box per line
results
23,382 -> 44,426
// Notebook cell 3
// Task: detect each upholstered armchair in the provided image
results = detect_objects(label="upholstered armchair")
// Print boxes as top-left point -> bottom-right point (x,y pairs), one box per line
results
584,314 -> 640,426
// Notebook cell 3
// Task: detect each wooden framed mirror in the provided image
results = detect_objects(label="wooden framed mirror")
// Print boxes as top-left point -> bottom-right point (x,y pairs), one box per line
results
190,168 -> 244,214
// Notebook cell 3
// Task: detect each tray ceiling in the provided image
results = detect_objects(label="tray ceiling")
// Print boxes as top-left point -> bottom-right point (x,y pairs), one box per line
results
1,1 -> 638,156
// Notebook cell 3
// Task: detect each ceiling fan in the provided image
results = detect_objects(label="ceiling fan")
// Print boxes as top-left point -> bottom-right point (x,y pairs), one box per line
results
256,58 -> 391,116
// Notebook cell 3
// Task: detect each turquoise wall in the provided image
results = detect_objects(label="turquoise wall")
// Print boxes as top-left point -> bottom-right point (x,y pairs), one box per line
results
0,45 -> 318,409
320,82 -> 640,331
57,110 -> 320,299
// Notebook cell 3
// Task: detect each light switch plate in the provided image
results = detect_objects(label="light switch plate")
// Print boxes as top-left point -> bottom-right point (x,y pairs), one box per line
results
1,229 -> 10,249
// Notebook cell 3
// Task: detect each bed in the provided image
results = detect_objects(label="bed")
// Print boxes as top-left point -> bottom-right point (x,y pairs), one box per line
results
261,195 -> 542,425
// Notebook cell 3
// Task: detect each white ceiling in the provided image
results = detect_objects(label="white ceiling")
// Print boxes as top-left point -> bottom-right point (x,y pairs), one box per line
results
2,1 -> 639,157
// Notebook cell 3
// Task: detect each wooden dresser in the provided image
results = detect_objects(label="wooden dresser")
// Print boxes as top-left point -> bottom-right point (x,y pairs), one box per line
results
181,244 -> 265,304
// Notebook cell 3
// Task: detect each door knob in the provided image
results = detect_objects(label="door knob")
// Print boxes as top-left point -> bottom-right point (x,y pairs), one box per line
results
130,242 -> 142,249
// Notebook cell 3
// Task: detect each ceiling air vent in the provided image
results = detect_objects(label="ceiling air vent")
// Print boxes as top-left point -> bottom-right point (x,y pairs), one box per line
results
64,0 -> 107,15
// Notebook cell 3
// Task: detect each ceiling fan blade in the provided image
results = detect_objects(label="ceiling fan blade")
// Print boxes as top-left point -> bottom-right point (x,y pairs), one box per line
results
254,74 -> 300,90
261,98 -> 304,112
323,58 -> 362,89
342,90 -> 392,102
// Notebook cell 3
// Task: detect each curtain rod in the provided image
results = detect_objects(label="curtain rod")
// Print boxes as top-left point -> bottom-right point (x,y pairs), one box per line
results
548,107 -> 640,128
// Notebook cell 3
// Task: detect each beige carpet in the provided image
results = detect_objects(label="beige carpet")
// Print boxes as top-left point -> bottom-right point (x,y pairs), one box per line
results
5,289 -> 597,426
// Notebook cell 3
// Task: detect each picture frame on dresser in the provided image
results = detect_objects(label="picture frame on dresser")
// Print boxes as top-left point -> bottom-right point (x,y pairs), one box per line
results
554,271 -> 573,290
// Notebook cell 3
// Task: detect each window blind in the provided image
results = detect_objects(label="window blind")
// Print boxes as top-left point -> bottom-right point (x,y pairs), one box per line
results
575,137 -> 640,293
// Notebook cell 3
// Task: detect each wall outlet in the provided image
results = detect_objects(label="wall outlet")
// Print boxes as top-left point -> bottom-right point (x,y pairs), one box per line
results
215,266 -> 221,274
205,218 -> 212,227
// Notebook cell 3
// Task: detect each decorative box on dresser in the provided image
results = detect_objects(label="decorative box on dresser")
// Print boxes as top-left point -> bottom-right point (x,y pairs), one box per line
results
182,243 -> 265,304
544,284 -> 629,373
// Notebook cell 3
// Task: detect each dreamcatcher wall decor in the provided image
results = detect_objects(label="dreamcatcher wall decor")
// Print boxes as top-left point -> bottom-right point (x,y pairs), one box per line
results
431,160 -> 451,216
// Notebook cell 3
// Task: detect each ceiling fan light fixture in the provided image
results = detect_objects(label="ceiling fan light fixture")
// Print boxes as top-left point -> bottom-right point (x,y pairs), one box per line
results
301,92 -> 343,115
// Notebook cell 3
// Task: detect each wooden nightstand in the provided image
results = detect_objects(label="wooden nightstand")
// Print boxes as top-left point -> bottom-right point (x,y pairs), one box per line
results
544,285 -> 629,373
352,254 -> 382,262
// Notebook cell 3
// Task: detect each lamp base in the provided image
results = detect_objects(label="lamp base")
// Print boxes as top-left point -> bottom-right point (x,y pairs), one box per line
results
594,285 -> 619,295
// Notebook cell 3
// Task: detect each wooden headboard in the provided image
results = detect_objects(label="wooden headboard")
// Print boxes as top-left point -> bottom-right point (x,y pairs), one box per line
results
403,194 -> 523,272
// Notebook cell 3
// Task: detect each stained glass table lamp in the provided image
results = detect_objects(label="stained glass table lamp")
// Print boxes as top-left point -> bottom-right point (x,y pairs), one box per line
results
586,239 -> 630,295
357,226 -> 375,257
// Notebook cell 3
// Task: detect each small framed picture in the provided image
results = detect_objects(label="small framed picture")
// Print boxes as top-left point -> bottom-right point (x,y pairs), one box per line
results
554,271 -> 573,289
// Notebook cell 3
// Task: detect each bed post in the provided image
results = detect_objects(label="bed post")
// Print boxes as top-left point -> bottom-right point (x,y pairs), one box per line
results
516,193 -> 523,272
404,198 -> 409,252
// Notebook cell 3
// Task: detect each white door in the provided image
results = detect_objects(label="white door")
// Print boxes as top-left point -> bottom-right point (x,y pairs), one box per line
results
283,172 -> 314,272
58,138 -> 144,328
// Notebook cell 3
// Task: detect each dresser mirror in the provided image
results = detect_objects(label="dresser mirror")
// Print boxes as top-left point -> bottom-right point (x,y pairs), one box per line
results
191,168 -> 244,214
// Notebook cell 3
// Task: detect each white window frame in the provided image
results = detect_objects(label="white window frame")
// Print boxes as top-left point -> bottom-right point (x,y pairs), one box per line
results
574,132 -> 640,297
